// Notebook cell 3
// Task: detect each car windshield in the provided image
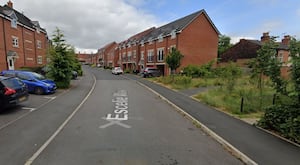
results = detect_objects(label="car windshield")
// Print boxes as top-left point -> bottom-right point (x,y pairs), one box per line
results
31,72 -> 46,80
1,78 -> 23,89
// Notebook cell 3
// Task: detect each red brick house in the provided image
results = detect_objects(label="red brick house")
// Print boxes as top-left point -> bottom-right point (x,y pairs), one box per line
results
219,32 -> 291,77
97,9 -> 220,75
118,27 -> 155,71
139,9 -> 220,75
96,42 -> 117,68
76,52 -> 92,64
0,1 -> 49,71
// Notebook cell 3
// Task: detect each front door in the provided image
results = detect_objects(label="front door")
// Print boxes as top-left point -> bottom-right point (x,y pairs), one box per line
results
7,57 -> 14,70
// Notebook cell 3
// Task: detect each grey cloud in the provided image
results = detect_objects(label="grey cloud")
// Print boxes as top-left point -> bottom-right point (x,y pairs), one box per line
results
13,0 -> 159,52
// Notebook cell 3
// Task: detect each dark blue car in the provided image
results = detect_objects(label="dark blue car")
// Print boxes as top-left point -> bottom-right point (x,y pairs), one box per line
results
0,76 -> 29,111
0,70 -> 56,95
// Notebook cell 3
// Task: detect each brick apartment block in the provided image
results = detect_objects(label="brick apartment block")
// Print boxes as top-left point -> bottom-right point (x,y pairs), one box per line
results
95,9 -> 220,76
0,1 -> 49,71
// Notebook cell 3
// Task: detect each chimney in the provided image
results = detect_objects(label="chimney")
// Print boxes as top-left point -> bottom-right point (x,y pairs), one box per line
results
282,35 -> 291,45
7,0 -> 13,8
261,32 -> 270,43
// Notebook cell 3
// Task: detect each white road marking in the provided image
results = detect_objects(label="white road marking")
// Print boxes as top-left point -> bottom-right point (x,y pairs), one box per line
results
99,90 -> 132,129
22,107 -> 36,112
99,117 -> 131,129
24,74 -> 97,165
43,96 -> 56,100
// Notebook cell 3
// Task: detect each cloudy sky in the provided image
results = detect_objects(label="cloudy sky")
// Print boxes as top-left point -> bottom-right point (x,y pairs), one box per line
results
3,0 -> 300,53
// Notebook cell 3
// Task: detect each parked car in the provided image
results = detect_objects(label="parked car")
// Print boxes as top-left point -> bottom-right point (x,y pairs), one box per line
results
112,67 -> 123,75
41,66 -> 78,79
0,76 -> 29,111
0,70 -> 56,95
141,67 -> 162,78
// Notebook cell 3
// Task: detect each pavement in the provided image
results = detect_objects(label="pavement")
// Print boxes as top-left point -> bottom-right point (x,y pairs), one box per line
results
124,74 -> 300,165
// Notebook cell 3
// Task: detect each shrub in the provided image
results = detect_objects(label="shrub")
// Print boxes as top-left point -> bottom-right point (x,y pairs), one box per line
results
258,103 -> 300,143
182,62 -> 214,78
173,75 -> 192,85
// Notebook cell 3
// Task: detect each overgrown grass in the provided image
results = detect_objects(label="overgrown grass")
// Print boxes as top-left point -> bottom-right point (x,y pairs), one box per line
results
153,75 -> 277,118
194,85 -> 275,116
154,76 -> 222,90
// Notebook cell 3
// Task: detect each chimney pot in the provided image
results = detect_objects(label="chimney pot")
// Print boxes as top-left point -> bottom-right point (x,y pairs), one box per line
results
282,35 -> 291,45
7,0 -> 13,8
261,32 -> 270,43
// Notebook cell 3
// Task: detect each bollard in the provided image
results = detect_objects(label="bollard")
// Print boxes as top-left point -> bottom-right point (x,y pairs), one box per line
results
240,97 -> 244,113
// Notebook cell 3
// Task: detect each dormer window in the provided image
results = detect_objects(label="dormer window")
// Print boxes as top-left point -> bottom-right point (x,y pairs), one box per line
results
148,37 -> 153,45
158,34 -> 163,42
171,30 -> 176,39
11,18 -> 17,28
9,12 -> 18,28
36,28 -> 40,34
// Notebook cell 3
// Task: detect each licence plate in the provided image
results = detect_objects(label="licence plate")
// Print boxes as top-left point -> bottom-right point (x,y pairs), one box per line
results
19,96 -> 27,102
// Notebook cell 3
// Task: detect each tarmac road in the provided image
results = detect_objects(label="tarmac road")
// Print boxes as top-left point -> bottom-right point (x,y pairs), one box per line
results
27,67 -> 242,165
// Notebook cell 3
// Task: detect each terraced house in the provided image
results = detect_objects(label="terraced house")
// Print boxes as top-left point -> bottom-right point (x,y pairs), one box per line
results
98,9 -> 220,76
0,1 -> 48,71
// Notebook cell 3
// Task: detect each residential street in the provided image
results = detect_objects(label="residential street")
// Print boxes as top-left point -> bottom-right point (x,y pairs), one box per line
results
0,66 -> 242,165
125,71 -> 300,165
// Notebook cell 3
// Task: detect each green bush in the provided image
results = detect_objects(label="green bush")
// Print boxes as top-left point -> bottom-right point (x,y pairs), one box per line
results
55,81 -> 70,89
258,104 -> 300,143
173,75 -> 192,85
182,61 -> 214,78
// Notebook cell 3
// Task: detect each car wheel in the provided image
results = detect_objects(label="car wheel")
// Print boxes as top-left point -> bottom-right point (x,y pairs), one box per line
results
35,87 -> 44,95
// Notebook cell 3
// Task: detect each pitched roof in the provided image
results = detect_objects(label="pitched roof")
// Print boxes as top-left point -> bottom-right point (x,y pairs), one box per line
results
98,42 -> 117,53
247,39 -> 289,50
141,9 -> 220,42
118,27 -> 155,47
0,4 -> 46,33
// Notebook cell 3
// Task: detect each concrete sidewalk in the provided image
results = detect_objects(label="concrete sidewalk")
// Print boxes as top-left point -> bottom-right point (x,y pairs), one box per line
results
126,74 -> 300,165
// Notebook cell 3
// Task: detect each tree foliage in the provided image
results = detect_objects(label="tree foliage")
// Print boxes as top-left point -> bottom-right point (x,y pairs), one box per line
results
289,37 -> 300,104
47,28 -> 78,88
166,48 -> 184,74
258,37 -> 300,144
249,36 -> 285,108
182,61 -> 214,78
218,35 -> 233,56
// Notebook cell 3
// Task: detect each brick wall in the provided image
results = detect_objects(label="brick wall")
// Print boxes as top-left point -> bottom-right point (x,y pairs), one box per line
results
178,13 -> 219,70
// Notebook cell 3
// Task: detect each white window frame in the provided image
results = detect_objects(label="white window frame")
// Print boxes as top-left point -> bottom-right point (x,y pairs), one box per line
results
157,48 -> 164,62
37,56 -> 43,64
37,40 -> 42,49
169,45 -> 176,53
133,50 -> 137,59
12,36 -> 19,47
171,30 -> 176,39
158,34 -> 163,42
147,49 -> 154,62
140,51 -> 144,60
128,51 -> 132,61
11,19 -> 17,28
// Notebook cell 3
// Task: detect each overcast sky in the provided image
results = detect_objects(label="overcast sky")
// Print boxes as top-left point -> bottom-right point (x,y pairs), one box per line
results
3,0 -> 300,53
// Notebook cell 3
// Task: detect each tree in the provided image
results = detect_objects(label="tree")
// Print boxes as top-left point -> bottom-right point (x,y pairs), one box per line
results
258,37 -> 300,144
47,28 -> 74,88
218,35 -> 233,57
289,37 -> 300,104
166,48 -> 184,74
249,36 -> 283,109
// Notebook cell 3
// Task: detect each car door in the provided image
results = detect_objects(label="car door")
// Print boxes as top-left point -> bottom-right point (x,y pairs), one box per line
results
16,72 -> 35,92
